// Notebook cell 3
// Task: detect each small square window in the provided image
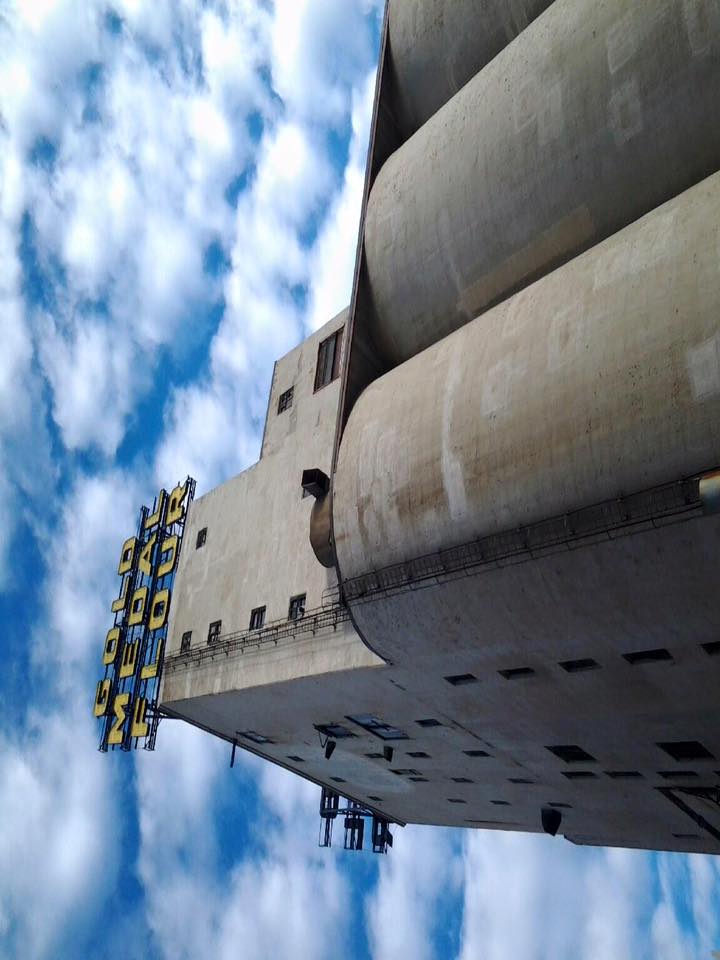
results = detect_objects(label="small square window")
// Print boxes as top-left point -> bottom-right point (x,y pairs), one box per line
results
288,593 -> 306,621
508,778 -> 534,784
416,718 -> 441,728
605,770 -> 644,779
623,648 -> 673,665
249,606 -> 266,630
546,744 -> 596,764
207,620 -> 221,644
499,667 -> 536,680
180,631 -> 192,653
701,641 -> 720,656
490,799 -> 510,805
559,658 -> 600,673
452,777 -> 474,784
657,740 -> 715,761
314,328 -> 343,392
447,798 -> 467,804
464,749 -> 491,758
196,527 -> 207,549
562,771 -> 598,780
444,673 -> 478,686
277,386 -> 294,413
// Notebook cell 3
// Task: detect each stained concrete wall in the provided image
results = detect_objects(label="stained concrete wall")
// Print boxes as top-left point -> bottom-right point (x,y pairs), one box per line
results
335,171 -> 720,576
365,0 -> 720,366
387,0 -> 553,139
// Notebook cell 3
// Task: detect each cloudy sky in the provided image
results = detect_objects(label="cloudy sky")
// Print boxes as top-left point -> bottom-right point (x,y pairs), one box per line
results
1,1 -> 719,957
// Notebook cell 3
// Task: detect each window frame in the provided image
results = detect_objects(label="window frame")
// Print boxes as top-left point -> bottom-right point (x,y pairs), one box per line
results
249,605 -> 266,630
207,619 -> 222,644
196,527 -> 207,549
180,631 -> 192,653
277,386 -> 294,414
313,328 -> 343,393
288,593 -> 306,621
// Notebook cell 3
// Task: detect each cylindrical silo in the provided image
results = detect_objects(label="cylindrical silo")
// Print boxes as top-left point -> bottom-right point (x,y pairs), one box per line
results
365,0 -> 720,367
335,171 -> 720,580
387,0 -> 554,140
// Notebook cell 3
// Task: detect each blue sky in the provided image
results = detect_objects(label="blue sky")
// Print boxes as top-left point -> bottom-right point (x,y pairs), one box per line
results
1,1 -> 719,958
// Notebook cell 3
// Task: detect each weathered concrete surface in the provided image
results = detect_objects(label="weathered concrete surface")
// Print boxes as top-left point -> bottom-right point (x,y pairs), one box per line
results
336,171 -> 720,576
365,0 -> 720,366
387,0 -> 553,139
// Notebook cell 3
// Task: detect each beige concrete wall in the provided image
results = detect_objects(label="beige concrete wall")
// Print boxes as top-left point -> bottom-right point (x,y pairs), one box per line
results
336,171 -> 720,577
162,309 -> 381,694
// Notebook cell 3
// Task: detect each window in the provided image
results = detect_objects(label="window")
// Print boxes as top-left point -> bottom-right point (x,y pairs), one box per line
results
605,770 -> 643,779
559,658 -> 600,673
499,667 -> 536,679
416,718 -> 441,728
407,751 -> 430,759
447,798 -> 467,804
180,631 -> 192,653
330,776 -> 346,784
315,723 -> 354,739
277,386 -> 294,413
365,752 -> 384,759
207,620 -> 221,644
623,647 -> 673,664
491,799 -> 511,805
658,770 -> 699,779
562,771 -> 598,779
314,328 -> 343,391
657,740 -> 715,761
196,527 -> 207,549
444,673 -> 478,686
287,755 -> 304,763
347,714 -> 409,741
288,593 -> 306,621
249,606 -> 266,630
391,768 -> 420,776
409,776 -> 429,783
464,749 -> 491,758
452,777 -> 474,784
701,641 -> 720,655
508,778 -> 535,784
546,744 -> 597,764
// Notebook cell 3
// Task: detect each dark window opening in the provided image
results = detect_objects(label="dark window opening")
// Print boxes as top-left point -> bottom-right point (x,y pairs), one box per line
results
249,605 -> 266,630
447,798 -> 467,804
464,749 -> 491,758
365,752 -> 384,759
491,800 -> 511,805
672,833 -> 700,839
508,778 -> 534,784
559,658 -> 600,673
657,740 -> 715,761
288,593 -> 306,621
207,620 -> 221,644
239,730 -> 272,744
314,328 -> 343,391
623,648 -> 673,665
605,770 -> 644,779
315,723 -> 354,739
548,802 -> 572,809
547,744 -> 597,764
287,755 -> 304,763
562,771 -> 598,779
416,718 -> 441,728
330,777 -> 346,784
499,667 -> 536,680
277,386 -> 294,413
132,596 -> 143,613
391,768 -> 420,776
444,673 -> 478,686
347,714 -> 408,741
368,795 -> 383,802
701,641 -> 720,656
452,777 -> 474,784
407,751 -> 430,759
658,770 -> 699,779
196,527 -> 207,549
180,631 -> 192,653
409,776 -> 429,782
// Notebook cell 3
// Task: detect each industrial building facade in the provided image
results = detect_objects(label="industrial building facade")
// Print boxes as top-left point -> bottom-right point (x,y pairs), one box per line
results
156,0 -> 720,854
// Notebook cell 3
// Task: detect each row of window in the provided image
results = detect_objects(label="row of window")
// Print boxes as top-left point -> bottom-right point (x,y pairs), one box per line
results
179,593 -> 307,652
276,327 -> 343,416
